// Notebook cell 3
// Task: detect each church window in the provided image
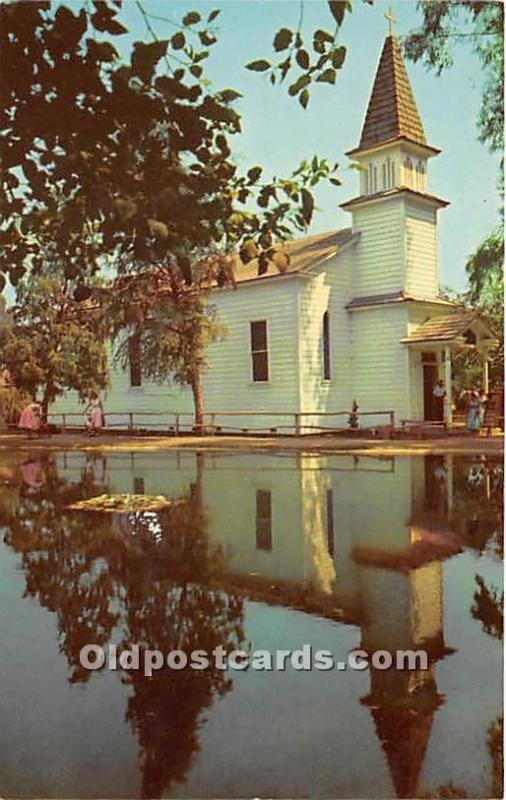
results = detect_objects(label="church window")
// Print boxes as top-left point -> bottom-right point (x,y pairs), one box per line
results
256,489 -> 272,550
250,320 -> 269,382
404,157 -> 413,188
129,332 -> 142,387
382,162 -> 387,190
322,311 -> 331,380
390,161 -> 396,187
373,165 -> 378,192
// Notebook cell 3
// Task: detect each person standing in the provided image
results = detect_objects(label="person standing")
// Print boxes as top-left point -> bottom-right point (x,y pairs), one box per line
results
432,379 -> 446,422
18,401 -> 41,439
85,392 -> 105,436
466,389 -> 481,433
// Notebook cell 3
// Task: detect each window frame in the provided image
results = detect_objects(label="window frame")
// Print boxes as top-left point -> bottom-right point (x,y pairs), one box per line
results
322,310 -> 331,382
250,320 -> 269,383
129,332 -> 142,388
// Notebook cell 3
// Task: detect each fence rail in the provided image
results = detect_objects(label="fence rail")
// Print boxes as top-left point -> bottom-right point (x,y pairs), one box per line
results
46,408 -> 396,435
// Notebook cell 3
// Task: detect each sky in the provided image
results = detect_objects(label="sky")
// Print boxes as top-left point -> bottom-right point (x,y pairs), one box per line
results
90,1 -> 501,290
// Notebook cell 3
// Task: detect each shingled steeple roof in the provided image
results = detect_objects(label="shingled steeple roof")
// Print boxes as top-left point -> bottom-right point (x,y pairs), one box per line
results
358,35 -> 426,151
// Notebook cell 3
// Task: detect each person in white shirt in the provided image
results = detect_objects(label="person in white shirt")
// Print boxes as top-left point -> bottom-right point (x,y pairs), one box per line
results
432,379 -> 446,422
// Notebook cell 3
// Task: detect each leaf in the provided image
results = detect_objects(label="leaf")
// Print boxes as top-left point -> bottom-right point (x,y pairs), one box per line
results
314,29 -> 334,43
329,177 -> 342,186
183,11 -> 201,25
104,19 -> 128,35
331,45 -> 346,69
296,48 -> 310,69
171,32 -> 186,50
147,219 -> 169,238
246,59 -> 271,72
190,64 -> 203,78
288,74 -> 311,96
240,240 -> 259,264
86,39 -> 117,62
131,40 -> 168,82
299,89 -> 309,109
218,88 -> 242,103
301,188 -> 314,225
272,250 -> 291,273
273,28 -> 293,51
114,198 -> 138,222
247,166 -> 262,183
208,9 -> 221,22
316,68 -> 336,84
199,31 -> 216,46
328,1 -> 348,26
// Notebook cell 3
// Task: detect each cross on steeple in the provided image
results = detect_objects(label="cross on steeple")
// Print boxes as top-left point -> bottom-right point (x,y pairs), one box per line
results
384,6 -> 396,37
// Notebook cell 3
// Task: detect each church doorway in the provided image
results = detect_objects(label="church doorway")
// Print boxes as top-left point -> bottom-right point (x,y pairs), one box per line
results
422,353 -> 438,421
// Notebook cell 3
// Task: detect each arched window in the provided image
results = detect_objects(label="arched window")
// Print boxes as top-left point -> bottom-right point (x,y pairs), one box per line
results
322,311 -> 331,381
390,161 -> 396,187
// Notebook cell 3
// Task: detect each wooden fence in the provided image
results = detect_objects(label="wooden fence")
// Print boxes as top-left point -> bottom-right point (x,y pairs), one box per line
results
46,409 -> 396,435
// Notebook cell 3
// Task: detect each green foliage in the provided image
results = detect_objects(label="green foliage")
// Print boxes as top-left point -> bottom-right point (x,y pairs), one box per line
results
0,274 -> 108,415
1,0 -> 341,292
0,458 -> 244,794
404,1 -> 504,155
466,227 -> 504,384
246,1 -> 351,108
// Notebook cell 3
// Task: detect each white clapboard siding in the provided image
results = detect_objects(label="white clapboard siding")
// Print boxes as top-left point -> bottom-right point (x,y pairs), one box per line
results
296,245 -> 356,428
350,196 -> 405,296
52,277 -> 302,432
404,202 -> 438,298
350,304 -> 411,424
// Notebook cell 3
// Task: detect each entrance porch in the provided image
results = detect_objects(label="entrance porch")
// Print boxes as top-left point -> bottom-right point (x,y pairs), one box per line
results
402,310 -> 497,428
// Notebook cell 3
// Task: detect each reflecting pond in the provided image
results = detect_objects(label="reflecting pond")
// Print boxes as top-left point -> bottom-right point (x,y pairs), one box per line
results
0,450 -> 502,799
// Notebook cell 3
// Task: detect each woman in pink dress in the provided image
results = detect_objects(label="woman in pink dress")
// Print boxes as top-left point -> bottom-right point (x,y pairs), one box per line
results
85,392 -> 105,436
18,402 -> 41,439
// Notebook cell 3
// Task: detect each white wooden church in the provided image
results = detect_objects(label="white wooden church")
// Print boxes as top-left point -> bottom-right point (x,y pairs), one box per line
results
53,34 -> 495,432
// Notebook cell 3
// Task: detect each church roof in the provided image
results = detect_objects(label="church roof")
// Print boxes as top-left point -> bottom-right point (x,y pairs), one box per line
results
232,228 -> 359,285
355,35 -> 427,152
402,310 -> 496,344
346,291 -> 454,311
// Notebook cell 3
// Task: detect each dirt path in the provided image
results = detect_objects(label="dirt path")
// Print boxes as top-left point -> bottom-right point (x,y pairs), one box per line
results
1,431 -> 503,457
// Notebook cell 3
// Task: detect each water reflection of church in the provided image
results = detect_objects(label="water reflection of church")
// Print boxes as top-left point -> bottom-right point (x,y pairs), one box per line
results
55,450 -> 467,798
2,448 -> 498,798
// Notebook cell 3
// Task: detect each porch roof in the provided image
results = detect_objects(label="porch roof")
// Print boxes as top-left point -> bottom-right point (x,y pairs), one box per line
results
401,310 -> 495,345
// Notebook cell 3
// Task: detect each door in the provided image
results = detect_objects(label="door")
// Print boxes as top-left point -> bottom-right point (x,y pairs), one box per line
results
423,363 -> 438,421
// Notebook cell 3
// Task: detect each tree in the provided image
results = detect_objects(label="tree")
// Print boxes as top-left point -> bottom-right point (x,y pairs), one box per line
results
403,1 -> 504,155
1,0 -> 341,425
103,252 -> 230,430
403,1 -> 504,380
0,453 -> 245,797
0,274 -> 108,419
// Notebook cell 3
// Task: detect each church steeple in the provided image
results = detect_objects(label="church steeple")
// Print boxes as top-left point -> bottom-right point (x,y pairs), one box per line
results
341,33 -> 448,302
358,35 -> 426,152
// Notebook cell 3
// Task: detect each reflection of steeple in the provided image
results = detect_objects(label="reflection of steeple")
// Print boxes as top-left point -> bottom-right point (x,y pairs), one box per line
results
362,667 -> 444,799
357,555 -> 455,798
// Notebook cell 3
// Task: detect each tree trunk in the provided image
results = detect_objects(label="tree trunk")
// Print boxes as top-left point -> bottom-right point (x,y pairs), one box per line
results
190,372 -> 204,434
41,379 -> 53,424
